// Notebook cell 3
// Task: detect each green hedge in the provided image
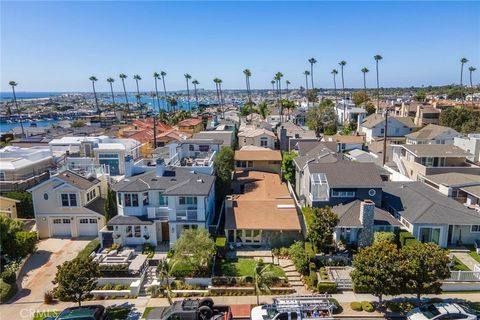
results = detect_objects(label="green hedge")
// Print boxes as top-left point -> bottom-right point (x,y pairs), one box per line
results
216,236 -> 227,257
317,282 -> 337,293
304,272 -> 318,290
0,279 -> 16,303
304,242 -> 316,260
361,301 -> 375,312
77,238 -> 100,259
350,302 -> 362,311
399,231 -> 420,247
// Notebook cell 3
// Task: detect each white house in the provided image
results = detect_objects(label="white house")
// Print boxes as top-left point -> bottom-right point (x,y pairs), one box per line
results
30,170 -> 107,238
360,114 -> 416,142
454,134 -> 480,163
103,160 -> 216,248
335,101 -> 367,125
405,124 -> 460,145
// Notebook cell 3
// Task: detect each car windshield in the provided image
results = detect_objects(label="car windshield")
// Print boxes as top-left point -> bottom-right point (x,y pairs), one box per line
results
266,308 -> 279,319
419,305 -> 441,319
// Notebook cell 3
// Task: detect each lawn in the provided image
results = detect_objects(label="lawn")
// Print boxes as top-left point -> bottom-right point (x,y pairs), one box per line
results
219,258 -> 285,278
33,311 -> 59,320
451,256 -> 470,271
77,237 -> 100,259
142,307 -> 154,319
465,245 -> 480,264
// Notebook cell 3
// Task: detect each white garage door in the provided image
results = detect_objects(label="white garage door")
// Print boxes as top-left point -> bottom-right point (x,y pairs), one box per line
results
78,218 -> 98,236
51,218 -> 72,237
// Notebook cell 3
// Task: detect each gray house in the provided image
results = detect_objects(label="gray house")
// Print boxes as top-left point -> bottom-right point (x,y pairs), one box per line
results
382,182 -> 480,248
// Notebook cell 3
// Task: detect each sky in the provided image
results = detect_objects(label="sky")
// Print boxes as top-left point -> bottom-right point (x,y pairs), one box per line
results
1,1 -> 479,92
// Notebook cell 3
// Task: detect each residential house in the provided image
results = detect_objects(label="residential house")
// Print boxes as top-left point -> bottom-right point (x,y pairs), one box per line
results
30,170 -> 107,238
335,102 -> 367,125
277,122 -> 317,151
177,118 -> 204,134
405,124 -> 460,145
344,149 -> 378,163
359,114 -> 416,142
294,150 -> 384,208
166,139 -> 222,175
193,130 -> 235,148
454,134 -> 480,163
323,134 -> 365,152
104,161 -> 215,248
382,182 -> 480,248
333,199 -> 401,247
224,170 -> 302,247
157,130 -> 191,147
0,196 -> 20,218
238,128 -> 276,149
291,110 -> 307,127
234,147 -> 282,174
413,105 -> 441,126
0,146 -> 53,192
390,144 -> 479,181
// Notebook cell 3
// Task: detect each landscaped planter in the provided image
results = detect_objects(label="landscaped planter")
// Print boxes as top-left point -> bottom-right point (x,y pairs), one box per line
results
184,277 -> 212,287
91,289 -> 131,297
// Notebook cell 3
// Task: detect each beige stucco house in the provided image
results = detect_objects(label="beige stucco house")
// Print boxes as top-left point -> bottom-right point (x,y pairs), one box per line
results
0,196 -> 20,219
238,128 -> 276,149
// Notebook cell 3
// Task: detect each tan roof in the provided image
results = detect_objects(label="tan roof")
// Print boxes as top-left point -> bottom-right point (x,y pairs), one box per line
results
425,172 -> 480,187
403,144 -> 472,158
238,128 -> 276,138
323,134 -> 365,144
235,149 -> 282,161
177,118 -> 202,127
225,171 -> 301,231
56,170 -> 99,190
460,185 -> 480,198
405,124 -> 458,140
361,114 -> 416,129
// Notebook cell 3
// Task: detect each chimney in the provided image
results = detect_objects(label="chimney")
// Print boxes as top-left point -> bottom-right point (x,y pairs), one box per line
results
124,155 -> 133,177
156,158 -> 166,177
358,200 -> 375,247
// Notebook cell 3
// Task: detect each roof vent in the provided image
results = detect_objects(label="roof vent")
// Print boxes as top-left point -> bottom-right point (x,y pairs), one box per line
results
197,178 -> 204,183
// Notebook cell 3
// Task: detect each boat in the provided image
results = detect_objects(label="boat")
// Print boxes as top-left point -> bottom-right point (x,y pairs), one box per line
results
251,294 -> 337,320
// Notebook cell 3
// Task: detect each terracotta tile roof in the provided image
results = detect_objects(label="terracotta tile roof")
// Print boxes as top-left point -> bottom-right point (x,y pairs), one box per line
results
225,171 -> 301,231
234,149 -> 282,161
132,119 -> 171,132
127,129 -> 154,144
157,129 -> 191,141
177,118 -> 203,127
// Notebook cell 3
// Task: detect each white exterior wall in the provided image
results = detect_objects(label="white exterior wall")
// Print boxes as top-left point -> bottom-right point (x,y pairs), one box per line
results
454,135 -> 480,162
361,118 -> 415,142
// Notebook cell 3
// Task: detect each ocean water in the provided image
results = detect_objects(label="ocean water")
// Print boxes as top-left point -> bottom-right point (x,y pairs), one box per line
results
0,92 -> 67,101
0,119 -> 60,133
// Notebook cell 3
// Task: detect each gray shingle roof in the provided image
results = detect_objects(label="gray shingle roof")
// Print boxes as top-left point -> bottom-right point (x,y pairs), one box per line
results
308,160 -> 384,188
56,170 -> 99,190
107,215 -> 153,226
361,114 -> 416,129
297,141 -> 336,156
402,144 -> 472,157
112,167 -> 215,196
333,200 -> 402,228
405,124 -> 459,140
85,197 -> 105,216
382,182 -> 480,225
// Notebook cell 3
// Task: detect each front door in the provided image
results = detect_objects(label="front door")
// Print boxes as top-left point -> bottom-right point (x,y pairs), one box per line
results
156,222 -> 163,243
161,222 -> 169,243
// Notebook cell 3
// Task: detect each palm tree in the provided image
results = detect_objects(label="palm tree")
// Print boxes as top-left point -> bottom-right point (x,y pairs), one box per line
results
160,71 -> 168,112
192,79 -> 200,108
469,66 -> 477,102
331,69 -> 339,105
286,80 -> 291,92
303,70 -> 310,92
270,80 -> 275,92
361,67 -> 369,95
460,57 -> 469,104
257,101 -> 269,119
184,73 -> 192,111
157,258 -> 178,305
89,76 -> 100,115
8,81 -> 24,137
133,75 -> 142,116
253,260 -> 277,305
119,73 -> 131,120
243,69 -> 252,103
153,72 -> 162,114
374,54 -> 383,112
106,78 -> 117,121
213,78 -> 224,118
339,60 -> 347,121
308,58 -> 317,89
275,72 -> 284,122
150,92 -> 158,147
218,78 -> 224,118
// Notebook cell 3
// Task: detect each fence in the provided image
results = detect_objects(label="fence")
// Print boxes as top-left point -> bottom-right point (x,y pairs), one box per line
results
447,269 -> 480,282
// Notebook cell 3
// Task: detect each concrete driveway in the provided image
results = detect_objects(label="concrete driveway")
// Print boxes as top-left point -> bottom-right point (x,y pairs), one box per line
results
0,238 -> 92,319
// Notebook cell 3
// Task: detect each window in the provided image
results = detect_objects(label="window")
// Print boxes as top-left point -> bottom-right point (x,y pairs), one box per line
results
199,145 -> 209,152
380,128 -> 384,135
310,173 -> 329,201
53,219 -> 62,224
179,197 -> 197,205
159,193 -> 168,206
236,161 -> 252,168
260,137 -> 269,147
44,193 -> 49,200
124,193 -> 139,207
118,193 -> 122,205
0,172 -> 5,181
189,144 -> 194,151
332,190 -> 355,197
142,192 -> 149,206
63,219 -> 71,224
61,193 -> 77,207
80,218 -> 89,224
126,226 -> 133,237
471,225 -> 480,233
86,189 -> 96,202
98,153 -> 120,175
89,218 -> 96,223
368,189 -> 377,197
134,226 -> 141,237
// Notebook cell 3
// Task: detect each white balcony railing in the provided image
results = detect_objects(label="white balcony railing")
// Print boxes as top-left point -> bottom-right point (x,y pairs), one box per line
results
175,209 -> 198,221
147,207 -> 169,220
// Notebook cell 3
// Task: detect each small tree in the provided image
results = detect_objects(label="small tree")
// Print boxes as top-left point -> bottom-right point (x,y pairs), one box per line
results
281,151 -> 297,185
306,207 -> 338,252
157,258 -> 178,305
5,191 -> 34,219
351,241 -> 404,308
213,146 -> 234,207
364,103 -> 376,116
173,228 -> 216,276
288,241 -> 309,275
104,187 -> 117,222
253,259 -> 277,305
402,242 -> 450,301
352,91 -> 369,106
306,99 -> 336,136
373,231 -> 395,244
53,257 -> 100,306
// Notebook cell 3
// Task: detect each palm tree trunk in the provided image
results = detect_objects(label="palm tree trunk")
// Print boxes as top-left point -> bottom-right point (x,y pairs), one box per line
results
194,84 -> 199,108
162,76 -> 168,112
363,73 -> 367,95
376,60 -> 380,113
341,66 -> 346,122
186,79 -> 191,111
121,79 -> 131,122
245,75 -> 249,102
310,63 -> 314,89
11,85 -> 25,138
92,81 -> 100,115
219,84 -> 225,119
333,74 -> 338,106
109,83 -> 117,122
154,78 -> 161,114
460,63 -> 465,106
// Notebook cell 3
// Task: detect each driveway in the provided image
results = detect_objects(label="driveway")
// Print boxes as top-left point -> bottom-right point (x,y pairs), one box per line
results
0,238 -> 91,319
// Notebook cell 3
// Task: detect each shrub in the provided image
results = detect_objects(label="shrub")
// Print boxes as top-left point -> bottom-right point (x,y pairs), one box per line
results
216,236 -> 227,258
142,243 -> 155,258
350,302 -> 363,311
78,238 -> 100,259
279,247 -> 289,257
304,272 -> 318,290
288,241 -> 309,275
0,279 -> 14,303
399,301 -> 416,312
44,290 -> 54,304
361,301 -> 375,312
167,249 -> 175,258
399,231 -> 420,248
330,299 -> 342,314
386,301 -> 401,313
1,268 -> 16,285
374,231 -> 395,244
317,282 -> 337,293
305,242 -> 316,260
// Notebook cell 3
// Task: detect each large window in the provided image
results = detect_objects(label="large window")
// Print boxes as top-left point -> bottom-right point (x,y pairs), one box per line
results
236,161 -> 252,168
98,153 -> 120,175
310,173 -> 329,201
86,189 -> 96,202
471,225 -> 480,233
142,192 -> 149,206
332,190 -> 355,197
420,227 -> 441,245
179,196 -> 197,205
124,193 -> 139,207
260,137 -> 269,147
0,172 -> 5,181
159,193 -> 168,206
61,193 -> 78,207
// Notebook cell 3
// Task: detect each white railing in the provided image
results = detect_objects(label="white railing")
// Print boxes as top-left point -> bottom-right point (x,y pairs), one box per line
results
146,207 -> 169,220
392,151 -> 407,176
175,209 -> 198,221
447,268 -> 480,282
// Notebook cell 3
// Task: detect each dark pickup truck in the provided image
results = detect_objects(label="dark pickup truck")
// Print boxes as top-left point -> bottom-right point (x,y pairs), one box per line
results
146,298 -> 232,320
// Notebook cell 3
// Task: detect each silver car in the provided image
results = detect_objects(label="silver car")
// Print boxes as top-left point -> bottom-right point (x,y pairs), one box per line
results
407,303 -> 478,320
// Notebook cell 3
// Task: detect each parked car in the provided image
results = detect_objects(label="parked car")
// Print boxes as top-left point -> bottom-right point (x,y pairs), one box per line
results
147,298 -> 232,320
44,305 -> 106,320
407,303 -> 478,320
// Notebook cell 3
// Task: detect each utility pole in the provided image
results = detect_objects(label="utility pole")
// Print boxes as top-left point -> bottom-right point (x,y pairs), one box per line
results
382,107 -> 389,166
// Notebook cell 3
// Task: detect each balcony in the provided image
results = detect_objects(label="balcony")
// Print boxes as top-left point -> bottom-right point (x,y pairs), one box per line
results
147,207 -> 169,221
175,209 -> 198,221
